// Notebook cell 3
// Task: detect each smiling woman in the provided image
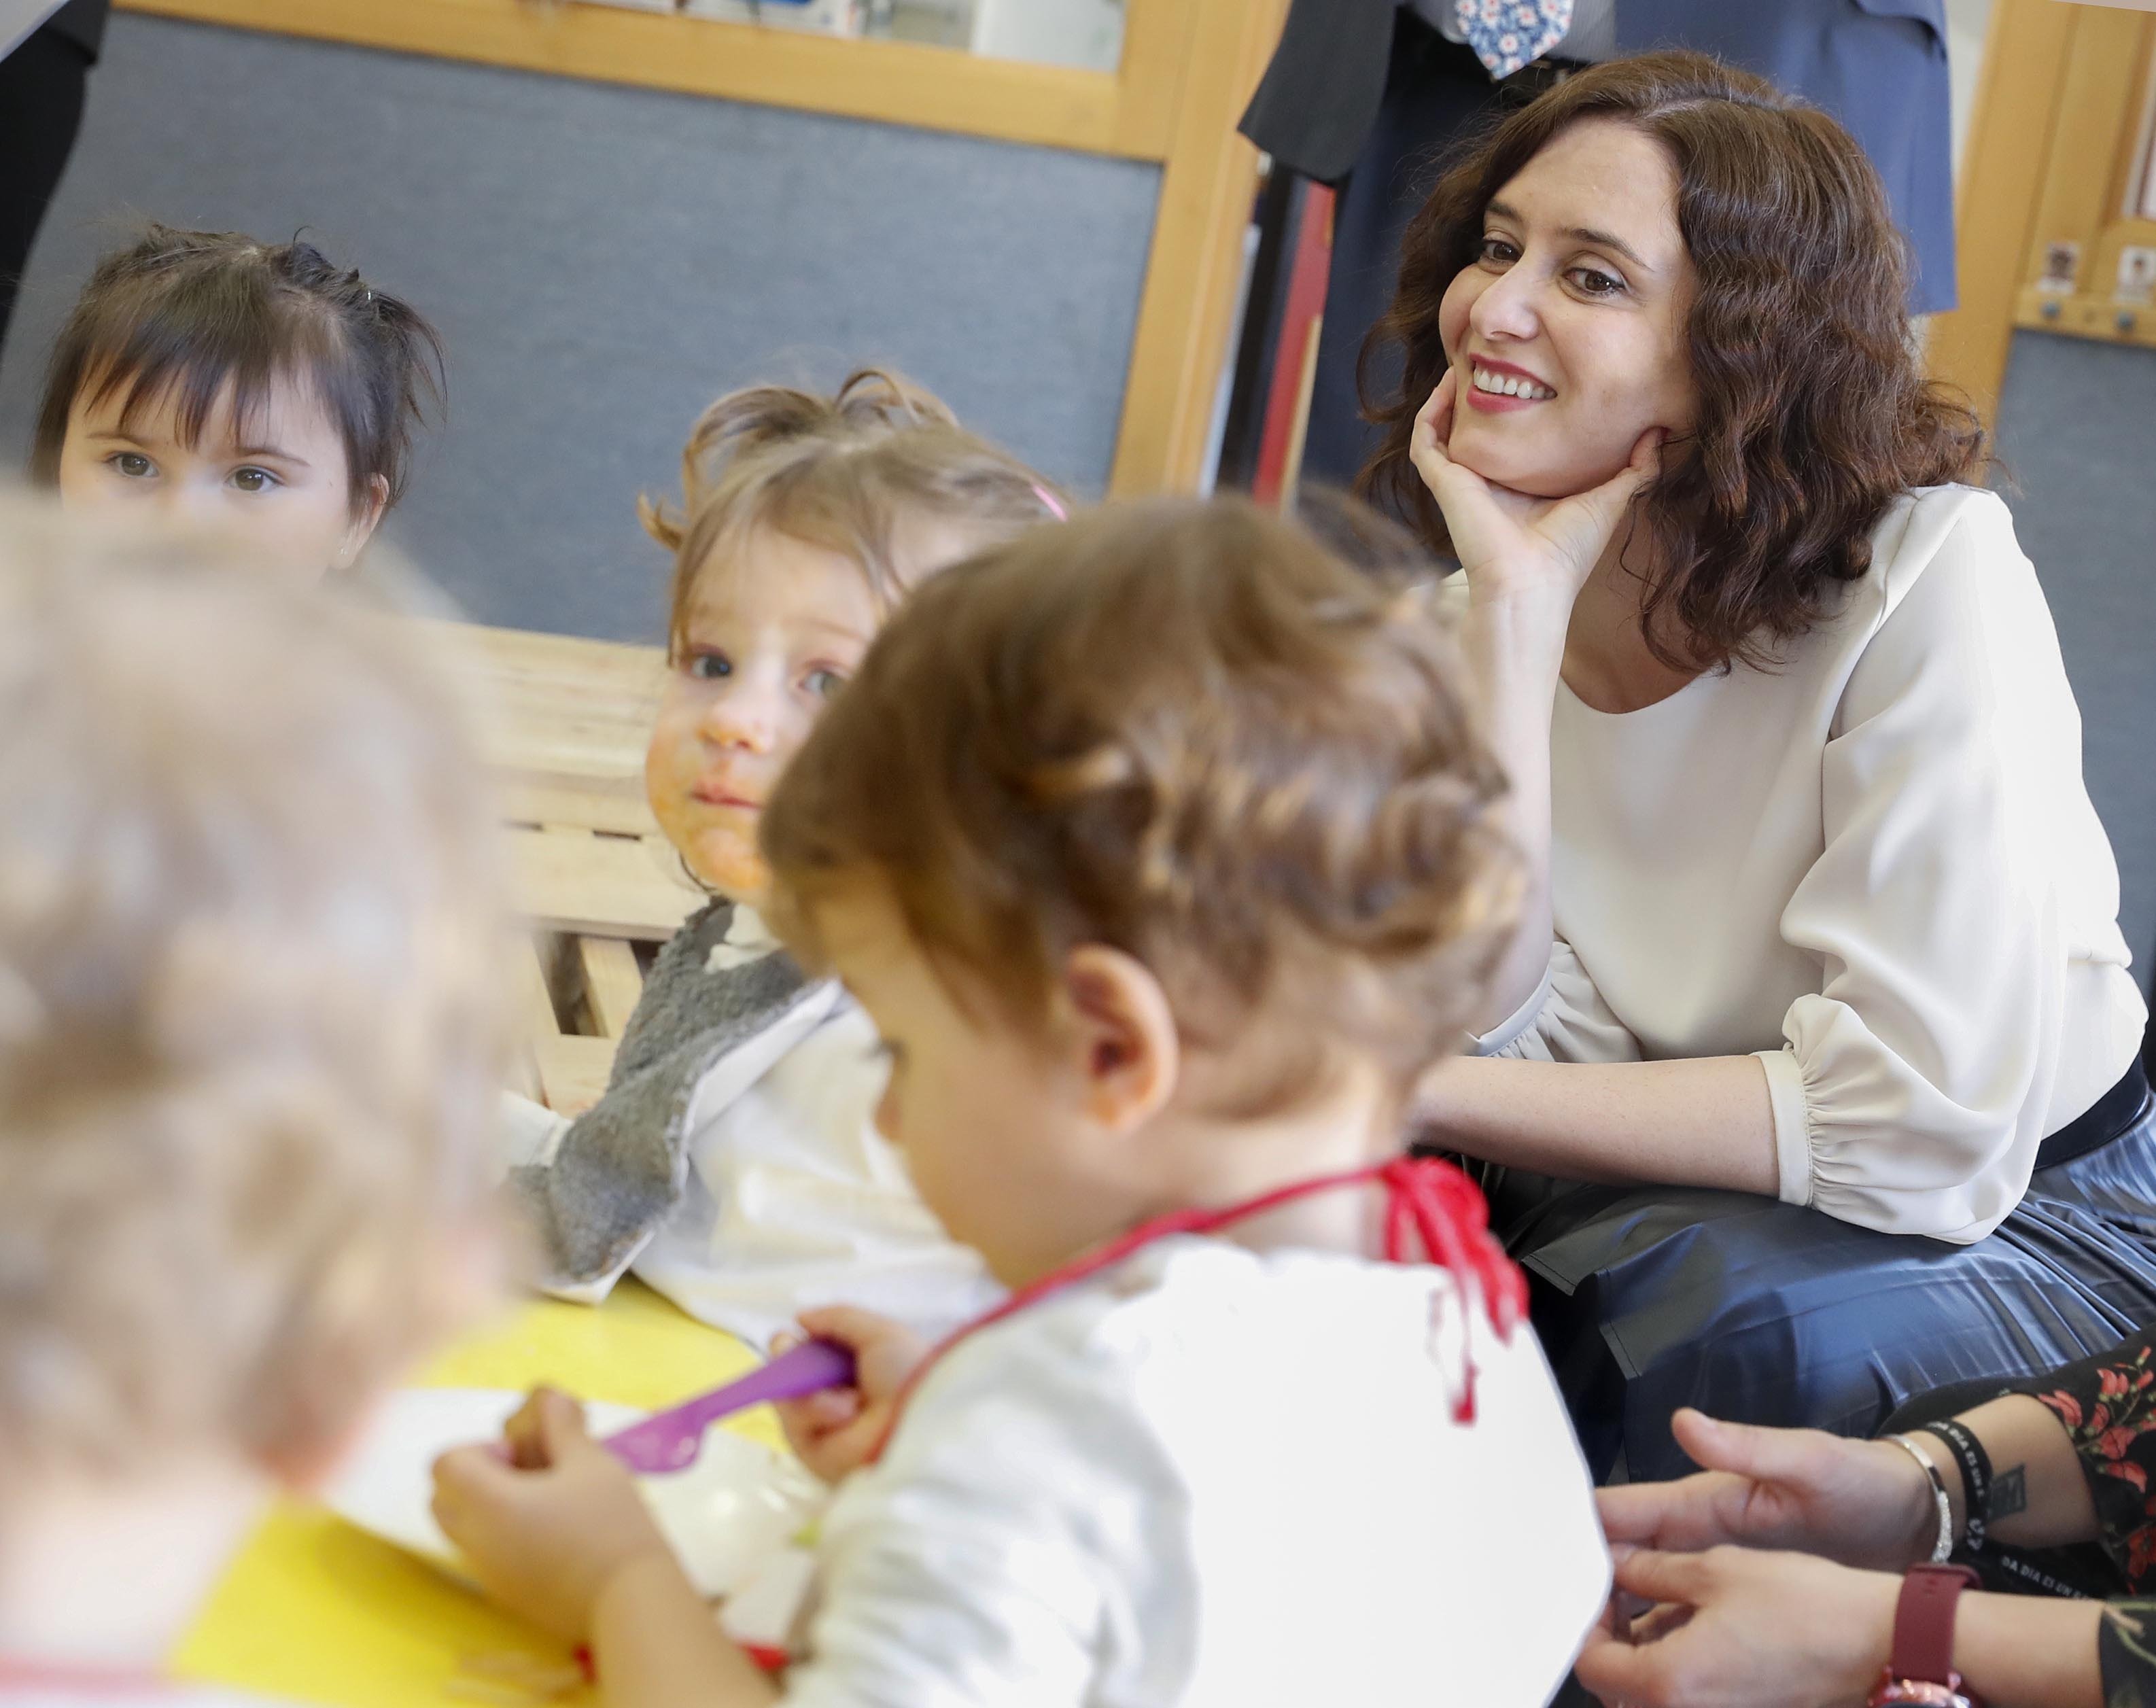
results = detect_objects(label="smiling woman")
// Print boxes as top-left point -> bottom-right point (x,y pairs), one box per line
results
28,224 -> 444,577
1363,52 -> 2156,1484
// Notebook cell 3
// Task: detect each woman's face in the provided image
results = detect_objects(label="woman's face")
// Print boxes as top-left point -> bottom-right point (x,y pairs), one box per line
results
1436,118 -> 1698,500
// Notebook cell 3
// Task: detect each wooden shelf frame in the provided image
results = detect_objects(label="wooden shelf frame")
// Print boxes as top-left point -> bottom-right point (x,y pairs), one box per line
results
114,0 -> 1289,496
1930,0 -> 2156,415
116,0 -> 1162,158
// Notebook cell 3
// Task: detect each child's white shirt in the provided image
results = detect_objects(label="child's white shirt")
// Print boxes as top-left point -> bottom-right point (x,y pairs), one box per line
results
784,1236 -> 1607,1708
517,906 -> 1002,1346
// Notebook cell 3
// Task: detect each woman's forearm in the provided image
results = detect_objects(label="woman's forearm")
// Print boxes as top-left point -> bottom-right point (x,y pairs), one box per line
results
1458,589 -> 1573,1034
1418,1052 -> 1779,1196
1953,1592 -> 2102,1708
1945,1395 -> 2101,1552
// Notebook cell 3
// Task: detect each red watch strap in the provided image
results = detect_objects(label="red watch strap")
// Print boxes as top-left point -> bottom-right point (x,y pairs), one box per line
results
1892,1564 -> 1979,1684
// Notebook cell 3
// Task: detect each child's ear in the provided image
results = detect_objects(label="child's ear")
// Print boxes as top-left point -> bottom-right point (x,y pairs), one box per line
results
1058,945 -> 1178,1133
334,474 -> 392,572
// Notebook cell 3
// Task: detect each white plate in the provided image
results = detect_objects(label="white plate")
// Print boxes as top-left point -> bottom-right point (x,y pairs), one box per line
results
322,1387 -> 826,1598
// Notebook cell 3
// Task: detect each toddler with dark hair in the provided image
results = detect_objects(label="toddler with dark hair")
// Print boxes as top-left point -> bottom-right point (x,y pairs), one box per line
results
31,224 -> 443,576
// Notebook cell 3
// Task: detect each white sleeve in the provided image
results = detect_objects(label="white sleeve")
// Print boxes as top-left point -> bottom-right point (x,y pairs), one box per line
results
1474,936 -> 1642,1064
780,1331 -> 1161,1708
1761,496 -> 2073,1241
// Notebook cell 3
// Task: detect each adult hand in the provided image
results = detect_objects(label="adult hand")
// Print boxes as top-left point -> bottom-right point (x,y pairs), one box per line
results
770,1306 -> 930,1485
1577,1547 -> 1898,1708
1408,368 -> 1661,606
1598,1408 -> 1941,1572
431,1387 -> 676,1643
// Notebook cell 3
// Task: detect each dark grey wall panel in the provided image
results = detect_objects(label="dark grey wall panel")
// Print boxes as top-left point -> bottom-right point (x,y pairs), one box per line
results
1992,330 -> 2156,997
0,12 -> 1159,641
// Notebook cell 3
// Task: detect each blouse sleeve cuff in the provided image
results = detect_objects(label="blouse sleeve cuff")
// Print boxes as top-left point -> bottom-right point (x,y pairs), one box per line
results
1472,962 -> 1554,1058
1754,1048 -> 1815,1208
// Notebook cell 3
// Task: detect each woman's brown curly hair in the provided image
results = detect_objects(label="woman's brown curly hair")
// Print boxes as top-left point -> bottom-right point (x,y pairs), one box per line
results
1359,51 -> 1987,672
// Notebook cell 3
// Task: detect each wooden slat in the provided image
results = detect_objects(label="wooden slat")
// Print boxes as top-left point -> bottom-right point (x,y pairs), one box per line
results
519,937 -> 564,1039
1114,0 -> 1194,156
431,619 -> 664,793
2103,21 -> 2156,220
534,1033 -> 619,1119
576,935 -> 646,1039
500,777 -> 659,839
1107,0 -> 1291,495
2019,7 -> 2150,287
114,0 -> 1164,159
510,824 -> 704,941
1928,0 -> 2077,416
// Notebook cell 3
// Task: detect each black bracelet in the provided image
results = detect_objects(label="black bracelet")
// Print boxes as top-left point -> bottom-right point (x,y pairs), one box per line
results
1919,1418 -> 1994,1552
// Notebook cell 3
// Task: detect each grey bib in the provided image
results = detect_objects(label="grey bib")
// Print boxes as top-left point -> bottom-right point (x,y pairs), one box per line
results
508,900 -> 817,1287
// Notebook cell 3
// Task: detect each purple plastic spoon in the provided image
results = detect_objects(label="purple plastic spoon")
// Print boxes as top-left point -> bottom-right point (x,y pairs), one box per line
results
601,1338 -> 857,1476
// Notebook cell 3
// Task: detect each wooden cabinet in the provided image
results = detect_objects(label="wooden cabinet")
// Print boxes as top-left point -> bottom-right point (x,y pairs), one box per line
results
1932,0 -> 2156,414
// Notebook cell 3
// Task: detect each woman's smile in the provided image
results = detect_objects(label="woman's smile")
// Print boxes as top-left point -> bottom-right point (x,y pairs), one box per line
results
1463,353 -> 1558,411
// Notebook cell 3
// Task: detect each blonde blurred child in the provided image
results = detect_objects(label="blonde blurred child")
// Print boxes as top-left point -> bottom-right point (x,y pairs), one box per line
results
0,502 -> 507,1688
438,496 -> 1610,1707
502,369 -> 1063,1346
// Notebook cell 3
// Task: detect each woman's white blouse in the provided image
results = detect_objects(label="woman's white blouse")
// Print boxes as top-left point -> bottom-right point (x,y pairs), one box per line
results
1478,485 -> 2146,1242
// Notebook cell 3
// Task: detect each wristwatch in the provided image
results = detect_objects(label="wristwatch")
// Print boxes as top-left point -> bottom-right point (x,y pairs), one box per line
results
1868,1564 -> 1984,1707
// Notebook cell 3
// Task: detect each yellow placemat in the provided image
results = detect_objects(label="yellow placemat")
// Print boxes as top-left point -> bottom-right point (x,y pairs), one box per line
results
173,1282 -> 766,1707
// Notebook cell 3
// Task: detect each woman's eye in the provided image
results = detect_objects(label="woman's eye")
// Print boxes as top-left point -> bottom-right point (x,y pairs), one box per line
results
1569,266 -> 1627,298
1478,236 -> 1519,266
107,452 -> 154,479
803,667 -> 846,700
686,651 -> 732,681
229,466 -> 280,493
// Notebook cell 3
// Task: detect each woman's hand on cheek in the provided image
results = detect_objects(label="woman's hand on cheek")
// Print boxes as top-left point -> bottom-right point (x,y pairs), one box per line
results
430,1387 -> 676,1644
1575,1546 -> 1898,1708
1411,370 -> 1662,607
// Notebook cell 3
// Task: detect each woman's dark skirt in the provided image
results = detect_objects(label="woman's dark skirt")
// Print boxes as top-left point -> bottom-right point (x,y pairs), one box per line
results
1474,1077 -> 2156,1484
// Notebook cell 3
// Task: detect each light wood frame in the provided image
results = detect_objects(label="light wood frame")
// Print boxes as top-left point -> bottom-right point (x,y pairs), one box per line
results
1931,0 -> 2156,417
114,0 -> 1289,495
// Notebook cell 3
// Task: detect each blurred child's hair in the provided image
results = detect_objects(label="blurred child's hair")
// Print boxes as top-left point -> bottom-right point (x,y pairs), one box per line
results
29,225 -> 445,512
763,495 -> 1520,1105
641,368 -> 1064,661
0,500 -> 508,1481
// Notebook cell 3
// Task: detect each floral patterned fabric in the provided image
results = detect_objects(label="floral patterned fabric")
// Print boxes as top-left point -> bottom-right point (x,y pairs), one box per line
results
2017,1328 -> 2156,1704
2028,1329 -> 2156,1592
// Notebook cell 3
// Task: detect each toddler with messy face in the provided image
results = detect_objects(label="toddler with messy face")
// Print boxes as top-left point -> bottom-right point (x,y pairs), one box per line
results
502,370 -> 1063,1349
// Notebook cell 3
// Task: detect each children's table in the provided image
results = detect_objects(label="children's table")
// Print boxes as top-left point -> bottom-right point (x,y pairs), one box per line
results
174,1282 -> 763,1707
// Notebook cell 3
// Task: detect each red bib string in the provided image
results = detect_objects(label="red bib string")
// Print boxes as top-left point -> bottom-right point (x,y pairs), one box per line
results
867,1154 -> 1525,1464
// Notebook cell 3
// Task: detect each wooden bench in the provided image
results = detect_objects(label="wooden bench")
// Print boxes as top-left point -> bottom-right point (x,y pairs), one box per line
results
432,621 -> 705,1117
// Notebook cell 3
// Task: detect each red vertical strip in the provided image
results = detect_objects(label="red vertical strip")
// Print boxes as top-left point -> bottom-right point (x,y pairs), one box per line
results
1251,182 -> 1337,507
